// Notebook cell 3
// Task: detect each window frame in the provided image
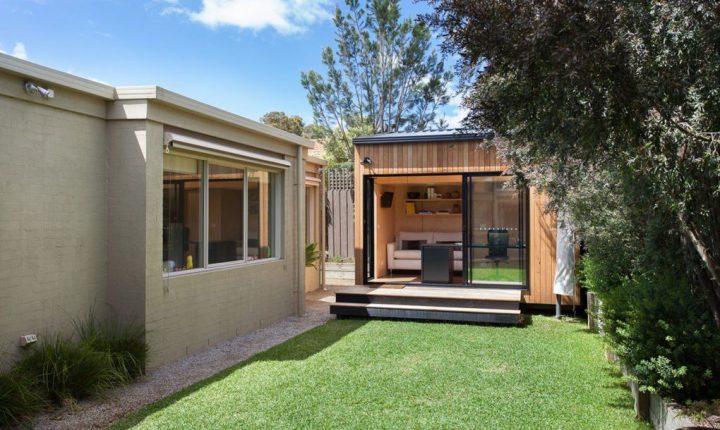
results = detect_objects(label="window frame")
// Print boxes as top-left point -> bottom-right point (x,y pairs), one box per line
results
163,151 -> 284,277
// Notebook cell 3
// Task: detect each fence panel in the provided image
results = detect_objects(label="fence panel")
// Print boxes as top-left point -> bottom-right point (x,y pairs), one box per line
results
325,167 -> 354,260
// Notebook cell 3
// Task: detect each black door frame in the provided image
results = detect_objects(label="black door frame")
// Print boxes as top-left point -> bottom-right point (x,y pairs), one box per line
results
361,172 -> 529,289
362,175 -> 375,284
463,173 -> 530,289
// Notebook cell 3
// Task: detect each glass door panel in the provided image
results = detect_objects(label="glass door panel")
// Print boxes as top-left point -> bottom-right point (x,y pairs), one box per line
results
464,175 -> 527,286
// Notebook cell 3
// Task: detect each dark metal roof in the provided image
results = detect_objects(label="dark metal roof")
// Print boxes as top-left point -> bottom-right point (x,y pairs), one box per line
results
352,128 -> 495,145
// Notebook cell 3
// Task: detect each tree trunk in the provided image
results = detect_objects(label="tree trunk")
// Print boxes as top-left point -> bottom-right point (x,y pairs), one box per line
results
678,212 -> 720,328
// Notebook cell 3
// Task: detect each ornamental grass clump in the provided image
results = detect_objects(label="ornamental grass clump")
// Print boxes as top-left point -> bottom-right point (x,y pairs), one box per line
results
17,335 -> 128,404
0,369 -> 46,427
74,315 -> 148,379
3,314 -> 148,425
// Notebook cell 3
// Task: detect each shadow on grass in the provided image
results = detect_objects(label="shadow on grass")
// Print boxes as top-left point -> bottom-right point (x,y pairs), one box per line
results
111,319 -> 367,429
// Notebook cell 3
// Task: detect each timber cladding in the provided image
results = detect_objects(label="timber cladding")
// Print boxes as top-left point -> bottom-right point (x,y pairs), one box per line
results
353,139 -> 581,306
355,140 -> 507,175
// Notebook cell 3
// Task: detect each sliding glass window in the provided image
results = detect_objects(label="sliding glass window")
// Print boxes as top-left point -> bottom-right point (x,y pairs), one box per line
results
248,169 -> 278,260
163,155 -> 202,272
208,164 -> 245,264
162,153 -> 282,273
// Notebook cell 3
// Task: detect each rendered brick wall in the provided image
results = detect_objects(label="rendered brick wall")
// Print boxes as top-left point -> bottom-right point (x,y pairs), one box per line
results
143,152 -> 301,367
0,94 -> 108,363
0,68 -> 305,370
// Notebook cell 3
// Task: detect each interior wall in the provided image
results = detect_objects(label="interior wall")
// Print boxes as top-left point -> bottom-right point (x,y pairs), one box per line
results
393,184 -> 462,234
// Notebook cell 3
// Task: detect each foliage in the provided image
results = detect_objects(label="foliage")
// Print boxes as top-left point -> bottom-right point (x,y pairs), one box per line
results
426,0 -> 720,325
581,235 -> 720,401
8,314 -> 147,413
305,243 -> 321,269
75,315 -> 148,378
260,111 -> 305,136
324,123 -> 373,166
17,335 -> 128,404
427,0 -> 720,401
302,0 -> 453,163
0,369 -> 46,426
327,255 -> 354,264
112,318 -> 647,429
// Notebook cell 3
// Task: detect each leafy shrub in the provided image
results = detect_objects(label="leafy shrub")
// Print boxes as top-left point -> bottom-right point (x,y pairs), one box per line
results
305,243 -> 321,269
580,214 -> 720,402
0,369 -> 46,426
75,316 -> 147,378
17,335 -> 128,404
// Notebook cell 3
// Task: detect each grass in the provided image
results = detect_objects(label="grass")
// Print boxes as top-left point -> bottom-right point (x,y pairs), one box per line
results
113,317 -> 647,429
470,266 -> 524,283
0,315 -> 148,427
0,369 -> 46,425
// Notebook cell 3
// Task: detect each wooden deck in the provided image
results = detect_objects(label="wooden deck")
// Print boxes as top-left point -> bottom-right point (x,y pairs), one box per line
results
331,286 -> 523,324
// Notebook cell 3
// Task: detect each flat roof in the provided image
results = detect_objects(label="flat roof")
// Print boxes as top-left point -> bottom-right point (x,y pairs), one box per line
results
352,129 -> 495,145
0,53 -> 314,149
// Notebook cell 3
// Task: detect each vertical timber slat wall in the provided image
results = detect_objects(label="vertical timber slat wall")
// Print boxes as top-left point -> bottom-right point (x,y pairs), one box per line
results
326,168 -> 355,260
353,139 -> 579,305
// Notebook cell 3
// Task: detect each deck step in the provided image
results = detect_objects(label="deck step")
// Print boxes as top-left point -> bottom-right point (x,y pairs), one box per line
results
331,302 -> 522,325
335,286 -> 521,301
335,286 -> 521,311
332,302 -> 520,314
331,286 -> 523,324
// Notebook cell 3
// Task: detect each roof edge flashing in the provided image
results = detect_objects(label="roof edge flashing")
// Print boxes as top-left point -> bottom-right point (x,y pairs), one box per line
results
352,129 -> 495,145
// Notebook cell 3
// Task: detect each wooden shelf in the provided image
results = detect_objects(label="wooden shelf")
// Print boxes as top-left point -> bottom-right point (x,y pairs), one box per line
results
409,213 -> 461,217
405,198 -> 462,202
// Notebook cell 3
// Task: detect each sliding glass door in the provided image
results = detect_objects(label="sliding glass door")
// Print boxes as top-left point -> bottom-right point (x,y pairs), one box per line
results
463,175 -> 528,287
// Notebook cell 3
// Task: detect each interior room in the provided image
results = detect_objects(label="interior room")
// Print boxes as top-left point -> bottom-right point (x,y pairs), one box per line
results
372,175 -> 463,284
370,174 -> 526,287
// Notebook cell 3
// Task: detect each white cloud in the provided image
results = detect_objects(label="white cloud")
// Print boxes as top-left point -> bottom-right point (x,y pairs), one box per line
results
1,42 -> 28,60
13,42 -> 28,60
445,91 -> 469,129
164,0 -> 332,35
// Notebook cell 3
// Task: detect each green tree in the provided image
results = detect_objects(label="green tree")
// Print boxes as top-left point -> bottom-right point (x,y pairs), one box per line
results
260,111 -> 305,136
301,0 -> 453,163
427,0 -> 720,327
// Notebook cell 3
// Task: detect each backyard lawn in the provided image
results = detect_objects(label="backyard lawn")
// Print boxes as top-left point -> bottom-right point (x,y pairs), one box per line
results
470,266 -> 524,283
113,317 -> 647,429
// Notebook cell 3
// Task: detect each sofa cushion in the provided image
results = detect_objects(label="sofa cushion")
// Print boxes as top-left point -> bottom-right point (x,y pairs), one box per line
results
394,250 -> 422,260
434,231 -> 462,243
400,239 -> 427,250
396,231 -> 434,248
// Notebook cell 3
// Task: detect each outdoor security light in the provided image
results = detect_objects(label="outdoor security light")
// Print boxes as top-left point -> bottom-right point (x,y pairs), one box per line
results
24,81 -> 55,99
361,156 -> 372,166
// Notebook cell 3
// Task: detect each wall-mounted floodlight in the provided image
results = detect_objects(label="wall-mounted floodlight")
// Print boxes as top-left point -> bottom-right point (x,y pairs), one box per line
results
24,81 -> 54,99
361,156 -> 372,166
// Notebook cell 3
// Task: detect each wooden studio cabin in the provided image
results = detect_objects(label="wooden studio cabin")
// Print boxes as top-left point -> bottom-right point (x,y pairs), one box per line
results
330,130 -> 580,324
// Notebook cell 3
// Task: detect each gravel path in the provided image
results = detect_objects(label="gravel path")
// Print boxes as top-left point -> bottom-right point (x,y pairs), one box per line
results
31,289 -> 337,430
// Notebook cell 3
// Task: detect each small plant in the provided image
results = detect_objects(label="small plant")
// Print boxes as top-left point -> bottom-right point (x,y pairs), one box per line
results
328,255 -> 353,264
0,369 -> 46,426
305,243 -> 321,269
17,335 -> 127,404
75,315 -> 148,378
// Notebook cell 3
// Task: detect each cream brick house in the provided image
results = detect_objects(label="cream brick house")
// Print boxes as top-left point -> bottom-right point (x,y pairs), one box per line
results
0,53 -> 324,367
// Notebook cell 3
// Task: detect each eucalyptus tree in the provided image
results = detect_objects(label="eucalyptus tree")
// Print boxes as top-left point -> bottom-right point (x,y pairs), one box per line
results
302,0 -> 453,163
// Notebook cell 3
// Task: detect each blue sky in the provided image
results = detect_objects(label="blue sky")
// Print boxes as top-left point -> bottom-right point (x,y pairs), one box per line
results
0,0 -> 465,126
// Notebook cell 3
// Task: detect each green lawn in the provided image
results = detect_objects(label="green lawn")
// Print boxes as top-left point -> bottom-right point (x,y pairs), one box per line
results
113,317 -> 647,430
470,266 -> 524,283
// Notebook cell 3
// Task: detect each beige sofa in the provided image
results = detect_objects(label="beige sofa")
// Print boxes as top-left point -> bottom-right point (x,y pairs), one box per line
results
387,231 -> 463,272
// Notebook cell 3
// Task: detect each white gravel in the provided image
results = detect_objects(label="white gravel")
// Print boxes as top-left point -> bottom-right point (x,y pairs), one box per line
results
30,289 -> 337,430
